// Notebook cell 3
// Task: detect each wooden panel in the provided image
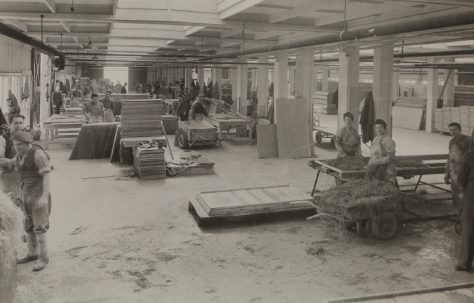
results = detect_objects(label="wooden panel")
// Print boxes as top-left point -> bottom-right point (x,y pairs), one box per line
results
257,124 -> 278,159
276,98 -> 311,158
392,106 -> 423,130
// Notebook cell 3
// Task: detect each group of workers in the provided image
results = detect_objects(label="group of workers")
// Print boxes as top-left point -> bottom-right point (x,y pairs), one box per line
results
82,89 -> 115,124
334,112 -> 474,272
0,114 -> 52,272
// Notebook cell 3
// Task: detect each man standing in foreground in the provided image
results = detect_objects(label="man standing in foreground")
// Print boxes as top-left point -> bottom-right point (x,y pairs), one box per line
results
445,122 -> 472,210
14,131 -> 52,271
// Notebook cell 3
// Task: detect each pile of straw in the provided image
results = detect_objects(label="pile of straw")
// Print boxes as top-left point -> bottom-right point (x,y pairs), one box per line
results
0,191 -> 23,303
317,179 -> 402,219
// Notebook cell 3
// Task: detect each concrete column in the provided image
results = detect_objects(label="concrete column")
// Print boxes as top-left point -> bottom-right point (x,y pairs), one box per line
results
274,52 -> 289,123
393,69 -> 400,99
426,57 -> 439,133
321,65 -> 329,92
185,67 -> 193,88
443,58 -> 455,107
197,67 -> 204,93
257,55 -> 269,117
373,41 -> 394,136
237,57 -> 248,115
231,65 -> 238,111
295,47 -> 315,150
338,44 -> 360,128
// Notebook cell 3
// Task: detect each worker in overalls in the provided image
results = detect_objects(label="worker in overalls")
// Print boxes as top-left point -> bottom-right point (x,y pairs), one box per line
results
335,112 -> 361,158
83,93 -> 104,124
14,131 -> 52,272
456,145 -> 474,271
367,119 -> 396,183
445,122 -> 472,210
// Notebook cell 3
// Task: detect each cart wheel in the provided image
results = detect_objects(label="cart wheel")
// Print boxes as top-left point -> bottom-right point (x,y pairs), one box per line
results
330,136 -> 336,148
315,132 -> 323,144
177,128 -> 189,149
370,212 -> 398,240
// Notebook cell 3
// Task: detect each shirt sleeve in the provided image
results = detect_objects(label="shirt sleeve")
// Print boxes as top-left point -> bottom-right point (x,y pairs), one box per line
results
34,149 -> 51,176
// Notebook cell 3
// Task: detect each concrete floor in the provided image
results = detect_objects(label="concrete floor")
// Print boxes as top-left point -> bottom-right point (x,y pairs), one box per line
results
13,128 -> 473,303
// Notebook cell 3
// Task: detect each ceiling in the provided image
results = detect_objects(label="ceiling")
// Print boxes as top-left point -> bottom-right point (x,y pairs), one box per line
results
2,0 -> 474,66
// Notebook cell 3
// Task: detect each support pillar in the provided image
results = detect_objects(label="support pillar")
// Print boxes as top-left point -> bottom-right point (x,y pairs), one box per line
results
338,44 -> 360,128
257,55 -> 269,117
393,69 -> 400,99
197,67 -> 204,94
426,57 -> 439,133
373,41 -> 394,136
215,68 -> 222,99
295,47 -> 315,152
237,57 -> 248,115
231,65 -> 238,111
443,58 -> 455,107
321,65 -> 329,92
185,67 -> 193,88
273,51 -> 289,123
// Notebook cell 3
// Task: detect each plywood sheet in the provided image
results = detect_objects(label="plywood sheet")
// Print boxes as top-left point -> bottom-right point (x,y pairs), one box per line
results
276,98 -> 311,158
392,106 -> 423,130
257,124 -> 278,158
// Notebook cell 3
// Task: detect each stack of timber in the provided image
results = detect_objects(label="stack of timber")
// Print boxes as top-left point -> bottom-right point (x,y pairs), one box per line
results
313,91 -> 337,115
97,93 -> 151,115
189,185 -> 315,225
133,143 -> 166,179
435,106 -> 474,134
69,122 -> 119,160
454,85 -> 474,106
162,115 -> 179,134
120,99 -> 164,138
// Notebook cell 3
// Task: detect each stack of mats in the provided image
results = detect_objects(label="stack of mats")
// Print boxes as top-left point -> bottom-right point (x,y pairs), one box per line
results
162,115 -> 179,134
120,99 -> 164,138
133,143 -> 166,179
69,123 -> 119,160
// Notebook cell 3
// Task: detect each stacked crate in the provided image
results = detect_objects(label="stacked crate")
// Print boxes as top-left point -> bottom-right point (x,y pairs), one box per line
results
313,91 -> 337,115
435,106 -> 474,135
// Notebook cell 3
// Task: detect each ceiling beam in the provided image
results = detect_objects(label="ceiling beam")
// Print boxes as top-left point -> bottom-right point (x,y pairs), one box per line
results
0,12 -> 319,32
218,0 -> 265,19
42,0 -> 56,14
221,28 -> 244,38
59,20 -> 70,33
269,0 -> 342,24
2,19 -> 27,32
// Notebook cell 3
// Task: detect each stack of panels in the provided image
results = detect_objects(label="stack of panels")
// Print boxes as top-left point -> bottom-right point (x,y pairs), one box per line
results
133,146 -> 166,179
69,123 -> 119,160
162,115 -> 179,134
313,91 -> 337,115
121,100 -> 164,138
195,185 -> 313,217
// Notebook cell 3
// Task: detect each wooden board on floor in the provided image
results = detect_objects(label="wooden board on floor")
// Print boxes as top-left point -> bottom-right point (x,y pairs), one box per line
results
276,98 -> 312,158
69,123 -> 119,160
257,124 -> 278,158
324,282 -> 474,303
392,106 -> 423,130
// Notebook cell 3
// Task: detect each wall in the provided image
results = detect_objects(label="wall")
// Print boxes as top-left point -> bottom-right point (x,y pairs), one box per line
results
128,67 -> 147,92
0,35 -> 32,73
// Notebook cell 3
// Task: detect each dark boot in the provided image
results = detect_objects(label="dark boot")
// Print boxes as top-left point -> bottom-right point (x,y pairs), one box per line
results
17,232 -> 39,264
33,233 -> 49,272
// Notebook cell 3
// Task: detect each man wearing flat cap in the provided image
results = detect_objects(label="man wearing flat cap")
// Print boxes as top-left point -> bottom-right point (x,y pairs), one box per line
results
14,131 -> 52,271
100,89 -> 115,122
335,112 -> 362,158
82,93 -> 104,124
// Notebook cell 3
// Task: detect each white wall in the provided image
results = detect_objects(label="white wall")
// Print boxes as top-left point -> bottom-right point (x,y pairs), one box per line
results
0,35 -> 32,73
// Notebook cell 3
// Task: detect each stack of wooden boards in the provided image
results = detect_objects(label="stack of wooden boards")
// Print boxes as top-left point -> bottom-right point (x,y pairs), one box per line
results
313,90 -> 337,115
454,85 -> 474,107
133,144 -> 166,179
189,185 -> 315,225
97,93 -> 151,115
120,99 -> 164,138
69,123 -> 119,160
435,106 -> 474,134
162,115 -> 179,134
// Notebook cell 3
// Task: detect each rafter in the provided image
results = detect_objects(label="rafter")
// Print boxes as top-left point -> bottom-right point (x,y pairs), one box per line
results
59,20 -> 70,33
2,19 -> 27,32
218,0 -> 265,19
42,0 -> 56,14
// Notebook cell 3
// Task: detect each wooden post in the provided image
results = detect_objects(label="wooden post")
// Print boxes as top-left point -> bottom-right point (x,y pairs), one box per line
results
197,67 -> 204,94
443,57 -> 455,107
426,57 -> 439,133
257,55 -> 269,117
237,57 -> 248,116
231,65 -> 238,111
274,51 -> 289,123
373,41 -> 394,136
295,47 -> 315,154
338,44 -> 360,128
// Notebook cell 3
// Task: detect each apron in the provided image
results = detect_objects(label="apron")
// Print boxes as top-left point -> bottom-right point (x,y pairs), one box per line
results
369,136 -> 396,183
103,108 -> 115,122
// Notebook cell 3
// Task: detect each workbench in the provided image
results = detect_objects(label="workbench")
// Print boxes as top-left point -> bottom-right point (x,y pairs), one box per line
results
42,115 -> 86,150
310,154 -> 449,196
205,113 -> 255,144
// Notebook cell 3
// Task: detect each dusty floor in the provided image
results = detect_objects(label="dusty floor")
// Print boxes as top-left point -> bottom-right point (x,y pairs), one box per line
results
13,128 -> 473,303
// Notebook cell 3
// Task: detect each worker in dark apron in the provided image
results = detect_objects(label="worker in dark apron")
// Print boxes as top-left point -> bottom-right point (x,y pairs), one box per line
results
14,131 -> 52,272
445,123 -> 471,210
456,147 -> 474,271
367,119 -> 397,183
